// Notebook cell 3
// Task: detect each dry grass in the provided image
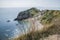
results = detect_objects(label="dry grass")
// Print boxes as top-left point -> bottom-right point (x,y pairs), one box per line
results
12,24 -> 60,40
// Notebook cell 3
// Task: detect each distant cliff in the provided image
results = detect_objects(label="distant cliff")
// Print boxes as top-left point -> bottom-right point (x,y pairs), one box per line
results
14,8 -> 40,21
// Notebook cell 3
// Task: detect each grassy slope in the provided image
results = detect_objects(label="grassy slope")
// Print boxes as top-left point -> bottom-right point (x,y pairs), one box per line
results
13,10 -> 60,40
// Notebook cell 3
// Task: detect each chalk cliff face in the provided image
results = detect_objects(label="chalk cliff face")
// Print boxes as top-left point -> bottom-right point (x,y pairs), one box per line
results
14,8 -> 60,40
14,8 -> 44,33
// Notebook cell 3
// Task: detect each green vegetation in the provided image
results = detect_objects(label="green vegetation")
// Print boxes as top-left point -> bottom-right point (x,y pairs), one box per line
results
27,8 -> 40,17
40,10 -> 60,24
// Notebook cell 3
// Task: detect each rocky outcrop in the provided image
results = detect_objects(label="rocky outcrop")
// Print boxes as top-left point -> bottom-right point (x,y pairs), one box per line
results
14,8 -> 40,21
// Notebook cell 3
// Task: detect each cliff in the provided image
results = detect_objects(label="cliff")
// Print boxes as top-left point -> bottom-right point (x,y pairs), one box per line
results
13,8 -> 60,40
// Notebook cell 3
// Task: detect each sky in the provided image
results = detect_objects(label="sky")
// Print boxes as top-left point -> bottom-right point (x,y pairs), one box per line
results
0,0 -> 60,8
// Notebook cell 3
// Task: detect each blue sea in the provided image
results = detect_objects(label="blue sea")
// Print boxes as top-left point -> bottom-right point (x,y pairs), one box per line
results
0,7 -> 60,40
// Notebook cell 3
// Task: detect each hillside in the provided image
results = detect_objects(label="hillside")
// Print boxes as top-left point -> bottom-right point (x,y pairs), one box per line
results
13,8 -> 60,40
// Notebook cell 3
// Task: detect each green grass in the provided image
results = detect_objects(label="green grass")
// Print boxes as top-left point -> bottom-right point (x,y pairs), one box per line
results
40,10 -> 60,24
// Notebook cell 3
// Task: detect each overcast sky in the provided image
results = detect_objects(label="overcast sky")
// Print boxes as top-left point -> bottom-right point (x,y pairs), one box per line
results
0,0 -> 60,8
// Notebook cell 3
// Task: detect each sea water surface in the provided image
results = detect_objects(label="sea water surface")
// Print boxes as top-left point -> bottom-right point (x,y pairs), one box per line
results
0,8 -> 31,40
0,7 -> 60,40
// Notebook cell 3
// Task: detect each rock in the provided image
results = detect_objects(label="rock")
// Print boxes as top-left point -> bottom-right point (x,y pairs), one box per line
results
7,20 -> 10,22
14,8 -> 40,21
16,24 -> 19,26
